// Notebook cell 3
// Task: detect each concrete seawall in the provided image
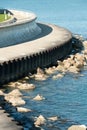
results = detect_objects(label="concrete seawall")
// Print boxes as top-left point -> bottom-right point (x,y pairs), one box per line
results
0,10 -> 72,85
0,23 -> 72,85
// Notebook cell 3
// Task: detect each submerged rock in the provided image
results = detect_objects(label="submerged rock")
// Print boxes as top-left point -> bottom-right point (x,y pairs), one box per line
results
17,83 -> 35,90
52,73 -> 64,79
17,107 -> 32,112
48,116 -> 58,121
68,125 -> 87,130
34,115 -> 46,127
33,94 -> 45,101
34,67 -> 48,81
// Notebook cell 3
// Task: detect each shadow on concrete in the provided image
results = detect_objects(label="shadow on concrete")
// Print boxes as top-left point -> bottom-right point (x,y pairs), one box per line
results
0,23 -> 52,48
30,23 -> 53,40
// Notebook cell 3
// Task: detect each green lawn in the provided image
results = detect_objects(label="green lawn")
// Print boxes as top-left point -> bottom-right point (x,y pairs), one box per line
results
0,14 -> 11,22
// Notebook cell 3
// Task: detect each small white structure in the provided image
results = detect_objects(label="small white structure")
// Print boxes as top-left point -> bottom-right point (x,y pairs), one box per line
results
4,10 -> 7,20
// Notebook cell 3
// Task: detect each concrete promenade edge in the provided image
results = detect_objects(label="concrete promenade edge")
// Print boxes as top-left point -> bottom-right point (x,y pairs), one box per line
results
0,22 -> 72,85
0,107 -> 23,130
0,23 -> 72,63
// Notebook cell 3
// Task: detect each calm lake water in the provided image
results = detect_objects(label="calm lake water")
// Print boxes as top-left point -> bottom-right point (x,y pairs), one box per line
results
1,0 -> 87,129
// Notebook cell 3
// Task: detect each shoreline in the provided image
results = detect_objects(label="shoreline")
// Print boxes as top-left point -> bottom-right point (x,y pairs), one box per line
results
0,34 -> 87,130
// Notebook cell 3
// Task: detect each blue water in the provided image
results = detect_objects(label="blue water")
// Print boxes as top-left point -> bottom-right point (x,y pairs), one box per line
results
1,0 -> 87,38
1,0 -> 87,129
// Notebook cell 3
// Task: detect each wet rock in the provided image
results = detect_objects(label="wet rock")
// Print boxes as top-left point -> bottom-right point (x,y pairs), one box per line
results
8,81 -> 36,90
7,82 -> 17,88
68,125 -> 87,130
56,65 -> 64,71
4,89 -> 25,106
52,73 -> 64,79
75,53 -> 85,62
63,58 -> 75,69
68,66 -> 80,73
75,60 -> 84,68
24,76 -> 29,80
34,115 -> 46,127
45,66 -> 56,74
82,49 -> 87,55
34,68 -> 48,81
82,40 -> 87,50
0,90 -> 5,95
37,68 -> 44,75
56,62 -> 66,72
17,83 -> 35,90
34,74 -> 47,81
63,61 -> 71,69
6,89 -> 22,97
33,94 -> 45,101
5,96 -> 25,106
17,107 -> 32,112
48,116 -> 58,121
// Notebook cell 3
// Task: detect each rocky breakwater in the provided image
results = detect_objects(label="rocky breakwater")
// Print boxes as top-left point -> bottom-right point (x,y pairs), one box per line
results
0,34 -> 87,130
45,34 -> 87,77
0,89 -> 34,129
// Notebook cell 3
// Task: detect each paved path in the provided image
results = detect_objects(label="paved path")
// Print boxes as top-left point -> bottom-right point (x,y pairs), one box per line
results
0,23 -> 72,63
0,107 -> 23,130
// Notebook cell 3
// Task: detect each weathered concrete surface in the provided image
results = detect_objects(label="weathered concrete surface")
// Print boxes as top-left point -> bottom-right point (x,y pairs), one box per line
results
0,23 -> 72,85
0,10 -> 41,47
0,23 -> 72,63
0,107 -> 23,130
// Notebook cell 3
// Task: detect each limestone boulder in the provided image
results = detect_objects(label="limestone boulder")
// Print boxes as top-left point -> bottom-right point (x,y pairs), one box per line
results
34,68 -> 48,81
5,96 -> 25,106
48,116 -> 58,121
34,115 -> 46,127
37,67 -> 44,75
4,89 -> 25,106
0,90 -> 5,95
68,125 -> 87,130
52,73 -> 64,79
17,107 -> 32,112
6,89 -> 22,97
68,66 -> 80,73
82,40 -> 87,50
17,83 -> 35,90
34,73 -> 47,81
56,65 -> 66,72
45,66 -> 56,74
75,60 -> 84,68
75,53 -> 85,62
33,94 -> 45,101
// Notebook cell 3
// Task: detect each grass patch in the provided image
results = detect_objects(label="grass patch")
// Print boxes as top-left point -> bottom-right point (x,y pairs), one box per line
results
0,14 -> 11,22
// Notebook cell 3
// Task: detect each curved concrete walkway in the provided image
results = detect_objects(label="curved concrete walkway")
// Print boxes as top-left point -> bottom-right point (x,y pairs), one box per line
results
0,23 -> 72,63
0,107 -> 23,130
